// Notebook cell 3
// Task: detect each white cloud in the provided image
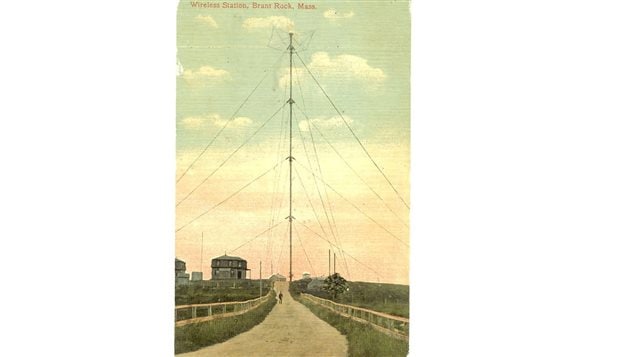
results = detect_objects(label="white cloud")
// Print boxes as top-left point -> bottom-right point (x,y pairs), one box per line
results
181,116 -> 205,128
196,15 -> 218,28
180,65 -> 230,83
311,52 -> 386,81
298,115 -> 353,132
181,114 -> 252,129
278,52 -> 386,88
242,16 -> 294,31
198,66 -> 228,77
323,9 -> 354,20
212,115 -> 252,128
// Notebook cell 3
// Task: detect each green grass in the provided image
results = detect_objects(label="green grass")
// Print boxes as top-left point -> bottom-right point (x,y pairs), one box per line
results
290,279 -> 409,318
174,293 -> 276,354
296,295 -> 409,357
175,281 -> 271,305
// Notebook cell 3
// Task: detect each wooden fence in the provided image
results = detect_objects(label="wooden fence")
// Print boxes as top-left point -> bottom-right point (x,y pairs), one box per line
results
301,293 -> 409,341
175,291 -> 273,327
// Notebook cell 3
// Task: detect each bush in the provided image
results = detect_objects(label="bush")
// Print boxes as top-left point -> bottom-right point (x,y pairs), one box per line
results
290,280 -> 409,318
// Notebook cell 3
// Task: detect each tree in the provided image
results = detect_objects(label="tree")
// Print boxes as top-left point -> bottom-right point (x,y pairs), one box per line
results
322,273 -> 349,300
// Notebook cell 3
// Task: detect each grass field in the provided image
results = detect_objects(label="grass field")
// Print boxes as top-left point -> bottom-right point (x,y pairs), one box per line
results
289,279 -> 409,318
174,293 -> 276,354
295,294 -> 409,357
175,280 -> 271,305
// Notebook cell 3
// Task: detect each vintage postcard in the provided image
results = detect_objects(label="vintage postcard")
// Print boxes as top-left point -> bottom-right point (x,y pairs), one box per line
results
175,0 -> 410,355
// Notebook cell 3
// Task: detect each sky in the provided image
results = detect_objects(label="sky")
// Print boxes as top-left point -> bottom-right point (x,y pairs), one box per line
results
176,0 -> 411,284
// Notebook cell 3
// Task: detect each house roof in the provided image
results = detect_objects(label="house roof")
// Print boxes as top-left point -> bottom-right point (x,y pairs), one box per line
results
212,254 -> 246,261
175,258 -> 186,264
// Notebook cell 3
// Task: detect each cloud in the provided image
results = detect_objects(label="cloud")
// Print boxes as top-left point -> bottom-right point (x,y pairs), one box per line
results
311,52 -> 386,81
242,16 -> 294,31
196,15 -> 218,28
198,66 -> 229,77
323,9 -> 354,20
181,114 -> 252,129
278,52 -> 386,88
212,115 -> 252,128
298,115 -> 353,132
181,116 -> 205,128
180,65 -> 230,83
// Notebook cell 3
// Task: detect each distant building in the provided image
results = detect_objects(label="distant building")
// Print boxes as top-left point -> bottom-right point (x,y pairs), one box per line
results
191,272 -> 203,281
269,273 -> 287,282
175,258 -> 190,286
211,254 -> 248,280
175,258 -> 186,277
302,272 -> 311,280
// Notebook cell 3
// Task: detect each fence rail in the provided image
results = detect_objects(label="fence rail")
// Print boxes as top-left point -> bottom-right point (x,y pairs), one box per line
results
301,293 -> 409,341
175,291 -> 273,327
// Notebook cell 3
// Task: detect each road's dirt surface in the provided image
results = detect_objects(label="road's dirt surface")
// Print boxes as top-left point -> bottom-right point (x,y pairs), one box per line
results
179,281 -> 348,357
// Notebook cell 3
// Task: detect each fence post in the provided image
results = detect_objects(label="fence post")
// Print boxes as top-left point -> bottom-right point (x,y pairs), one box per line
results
208,306 -> 212,316
191,307 -> 196,319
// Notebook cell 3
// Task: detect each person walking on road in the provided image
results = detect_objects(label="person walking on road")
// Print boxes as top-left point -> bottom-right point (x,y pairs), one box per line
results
278,292 -> 283,304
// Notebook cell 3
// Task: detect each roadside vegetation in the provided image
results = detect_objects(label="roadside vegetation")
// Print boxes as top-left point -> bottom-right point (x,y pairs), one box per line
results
292,293 -> 409,357
289,278 -> 409,356
175,280 -> 271,305
290,279 -> 409,318
174,293 -> 276,354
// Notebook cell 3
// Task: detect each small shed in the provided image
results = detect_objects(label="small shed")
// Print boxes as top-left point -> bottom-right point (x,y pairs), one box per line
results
176,272 -> 190,286
269,273 -> 287,282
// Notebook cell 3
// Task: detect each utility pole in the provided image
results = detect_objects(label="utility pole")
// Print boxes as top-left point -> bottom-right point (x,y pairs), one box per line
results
259,261 -> 262,297
287,32 -> 295,283
334,253 -> 337,274
329,249 -> 331,276
200,232 -> 203,273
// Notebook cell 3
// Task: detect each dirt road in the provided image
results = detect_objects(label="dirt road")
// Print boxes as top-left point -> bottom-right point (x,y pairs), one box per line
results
179,281 -> 348,356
